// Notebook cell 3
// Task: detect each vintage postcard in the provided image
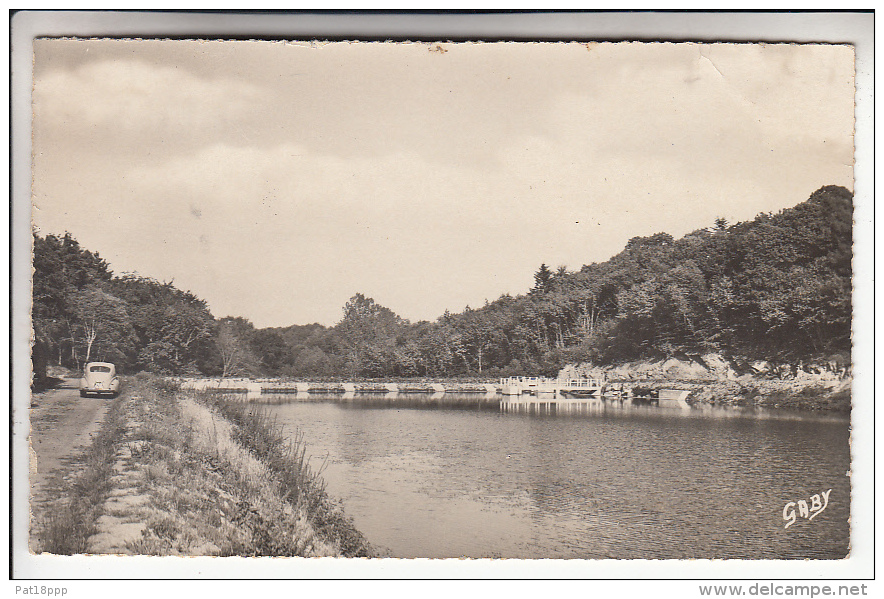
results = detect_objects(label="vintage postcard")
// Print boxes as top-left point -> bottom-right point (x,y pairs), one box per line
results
11,10 -> 874,589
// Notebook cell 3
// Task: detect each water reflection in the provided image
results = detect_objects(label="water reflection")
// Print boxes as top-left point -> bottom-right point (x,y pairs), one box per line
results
261,393 -> 850,559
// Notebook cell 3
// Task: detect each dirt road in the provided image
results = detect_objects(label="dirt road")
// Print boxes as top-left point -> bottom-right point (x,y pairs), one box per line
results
29,379 -> 110,547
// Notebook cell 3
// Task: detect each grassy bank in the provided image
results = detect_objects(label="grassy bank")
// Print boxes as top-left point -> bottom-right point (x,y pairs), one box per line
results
35,375 -> 371,556
211,396 -> 371,556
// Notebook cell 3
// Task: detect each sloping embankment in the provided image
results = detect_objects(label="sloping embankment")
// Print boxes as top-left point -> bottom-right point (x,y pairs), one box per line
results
34,375 -> 371,557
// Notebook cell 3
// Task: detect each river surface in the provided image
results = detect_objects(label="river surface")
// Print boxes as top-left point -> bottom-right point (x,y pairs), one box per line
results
261,394 -> 850,559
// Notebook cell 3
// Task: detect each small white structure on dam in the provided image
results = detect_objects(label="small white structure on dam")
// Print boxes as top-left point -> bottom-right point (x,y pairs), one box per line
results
498,376 -> 604,396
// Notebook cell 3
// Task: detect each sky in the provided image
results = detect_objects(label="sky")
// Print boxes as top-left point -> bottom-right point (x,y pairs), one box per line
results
31,40 -> 855,328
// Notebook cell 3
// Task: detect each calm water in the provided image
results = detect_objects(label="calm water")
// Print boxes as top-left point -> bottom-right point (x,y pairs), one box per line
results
261,394 -> 850,559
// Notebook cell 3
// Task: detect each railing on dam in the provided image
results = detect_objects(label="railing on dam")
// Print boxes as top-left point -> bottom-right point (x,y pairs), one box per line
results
176,378 -> 498,396
176,376 -> 610,398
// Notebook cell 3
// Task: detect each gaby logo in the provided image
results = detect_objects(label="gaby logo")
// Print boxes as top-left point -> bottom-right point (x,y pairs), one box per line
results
783,489 -> 832,529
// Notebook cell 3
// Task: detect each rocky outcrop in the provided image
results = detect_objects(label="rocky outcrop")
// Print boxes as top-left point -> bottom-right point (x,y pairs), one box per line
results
560,353 -> 851,412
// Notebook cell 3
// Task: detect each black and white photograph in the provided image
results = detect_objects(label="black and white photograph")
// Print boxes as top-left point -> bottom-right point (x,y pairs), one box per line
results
10,10 -> 874,586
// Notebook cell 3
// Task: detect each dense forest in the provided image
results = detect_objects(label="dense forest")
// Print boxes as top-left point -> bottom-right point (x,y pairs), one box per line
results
31,185 -> 852,382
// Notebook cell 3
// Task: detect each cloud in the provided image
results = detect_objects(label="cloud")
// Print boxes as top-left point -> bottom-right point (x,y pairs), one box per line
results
32,41 -> 587,167
33,58 -> 266,156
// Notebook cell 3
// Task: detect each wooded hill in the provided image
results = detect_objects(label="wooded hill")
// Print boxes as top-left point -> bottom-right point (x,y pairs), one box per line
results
31,185 -> 852,381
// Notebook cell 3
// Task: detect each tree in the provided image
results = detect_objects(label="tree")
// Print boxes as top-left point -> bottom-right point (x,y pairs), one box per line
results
32,232 -> 114,368
251,329 -> 291,375
457,307 -> 496,373
137,299 -> 215,374
32,232 -> 112,317
67,285 -> 136,368
32,186 -> 853,380
533,263 -> 553,293
337,293 -> 406,377
215,318 -> 260,377
291,346 -> 333,377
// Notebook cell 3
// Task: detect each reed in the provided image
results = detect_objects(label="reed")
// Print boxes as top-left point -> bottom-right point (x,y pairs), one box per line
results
212,397 -> 371,557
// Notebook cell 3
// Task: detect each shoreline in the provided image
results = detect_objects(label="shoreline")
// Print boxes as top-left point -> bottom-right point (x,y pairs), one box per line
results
177,374 -> 851,414
564,354 -> 852,414
608,378 -> 851,413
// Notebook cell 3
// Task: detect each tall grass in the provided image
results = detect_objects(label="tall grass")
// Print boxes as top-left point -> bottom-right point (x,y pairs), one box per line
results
212,398 -> 372,557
